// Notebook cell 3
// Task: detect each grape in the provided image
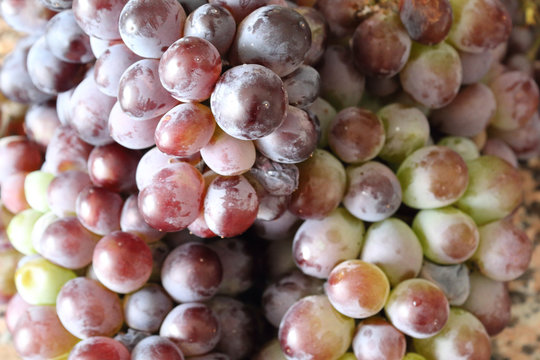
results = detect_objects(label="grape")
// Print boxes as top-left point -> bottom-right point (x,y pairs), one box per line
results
189,353 -> 231,360
45,10 -> 94,64
118,59 -> 178,121
76,186 -> 123,235
148,240 -> 170,282
200,127 -> 256,176
482,138 -> 518,167
15,257 -> 77,306
413,308 -> 491,360
1,172 -> 30,214
318,45 -> 365,110
160,302 -> 222,356
230,5 -> 311,77
138,163 -> 204,232
289,149 -> 346,219
488,70 -> 539,131
397,145 -> 469,209
37,217 -> 99,269
208,237 -> 254,295
315,0 -> 366,37
68,336 -> 131,360
22,170 -> 54,213
471,218 -> 533,281
57,277 -> 124,339
255,105 -> 318,164
262,270 -> 323,327
155,103 -> 216,157
250,180 -> 290,221
326,260 -> 390,319
293,207 -> 364,279
112,328 -> 150,352
44,126 -> 93,174
93,231 -> 153,294
208,0 -> 285,23
131,336 -> 185,360
159,36 -> 222,102
24,101 -> 61,151
70,76 -> 116,146
124,284 -> 174,333
0,136 -> 43,184
360,218 -> 423,286
253,210 -> 301,241
294,6 -> 327,66
403,353 -> 428,360
184,4 -> 236,56
0,41 -> 52,104
0,0 -> 54,34
400,41 -> 462,109
120,194 -> 164,243
27,36 -> 86,95
72,0 -> 127,40
351,10 -> 411,78
249,154 -> 299,196
399,0 -> 452,45
109,102 -> 161,150
87,143 -> 141,193
278,295 -> 354,360
47,170 -> 92,217
12,305 -> 79,359
455,155 -> 522,225
413,207 -> 479,264
458,48 -> 494,85
210,64 -> 288,140
343,162 -> 402,222
448,0 -> 511,53
352,317 -> 406,360
7,209 -> 42,255
376,103 -> 430,165
135,146 -> 186,191
489,111 -> 540,160
437,136 -> 480,161
461,272 -> 511,336
161,242 -> 222,302
30,211 -> 59,254
5,293 -> 31,333
119,0 -> 186,58
282,65 -> 320,108
204,175 -> 259,237
208,296 -> 257,359
384,278 -> 450,338
419,261 -> 470,306
429,83 -> 496,137
94,44 -> 143,97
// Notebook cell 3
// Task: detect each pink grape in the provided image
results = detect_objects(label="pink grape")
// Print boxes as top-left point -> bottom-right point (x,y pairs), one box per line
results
44,126 -> 93,175
68,336 -> 131,360
76,186 -> 123,235
124,284 -> 174,333
24,101 -> 61,151
352,317 -> 407,360
47,170 -> 92,218
87,143 -> 140,193
131,336 -> 185,360
120,194 -> 164,243
72,0 -> 127,40
108,101 -> 160,150
94,44 -> 142,97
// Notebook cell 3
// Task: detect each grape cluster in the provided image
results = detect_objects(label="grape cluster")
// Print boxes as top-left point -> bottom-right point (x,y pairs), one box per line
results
0,0 -> 538,359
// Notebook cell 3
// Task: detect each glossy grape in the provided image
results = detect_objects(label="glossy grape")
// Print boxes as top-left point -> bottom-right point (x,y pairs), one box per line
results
159,36 -> 222,102
120,194 -> 164,243
119,0 -> 186,58
210,64 -> 287,140
0,136 -> 43,184
76,186 -> 123,235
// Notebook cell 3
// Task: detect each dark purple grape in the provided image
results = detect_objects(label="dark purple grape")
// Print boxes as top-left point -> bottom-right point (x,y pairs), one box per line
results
119,0 -> 186,58
184,4 -> 236,56
316,0 -> 367,37
210,64 -> 287,140
230,5 -> 311,77
249,154 -> 299,196
282,65 -> 320,108
27,36 -> 86,95
45,10 -> 94,64
120,194 -> 164,243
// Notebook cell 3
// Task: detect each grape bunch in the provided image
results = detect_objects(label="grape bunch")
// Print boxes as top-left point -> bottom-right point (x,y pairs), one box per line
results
0,0 -> 538,359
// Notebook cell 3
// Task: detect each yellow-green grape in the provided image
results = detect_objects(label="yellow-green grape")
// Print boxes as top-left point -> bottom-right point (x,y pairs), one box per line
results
456,155 -> 523,225
403,353 -> 427,360
7,208 -> 43,255
15,257 -> 77,305
24,170 -> 55,212
255,339 -> 287,360
337,353 -> 356,360
437,136 -> 480,161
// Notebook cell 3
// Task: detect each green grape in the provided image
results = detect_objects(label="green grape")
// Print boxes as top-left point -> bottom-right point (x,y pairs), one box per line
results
403,353 -> 427,360
24,170 -> 55,212
437,136 -> 480,161
15,256 -> 76,305
7,208 -> 43,255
